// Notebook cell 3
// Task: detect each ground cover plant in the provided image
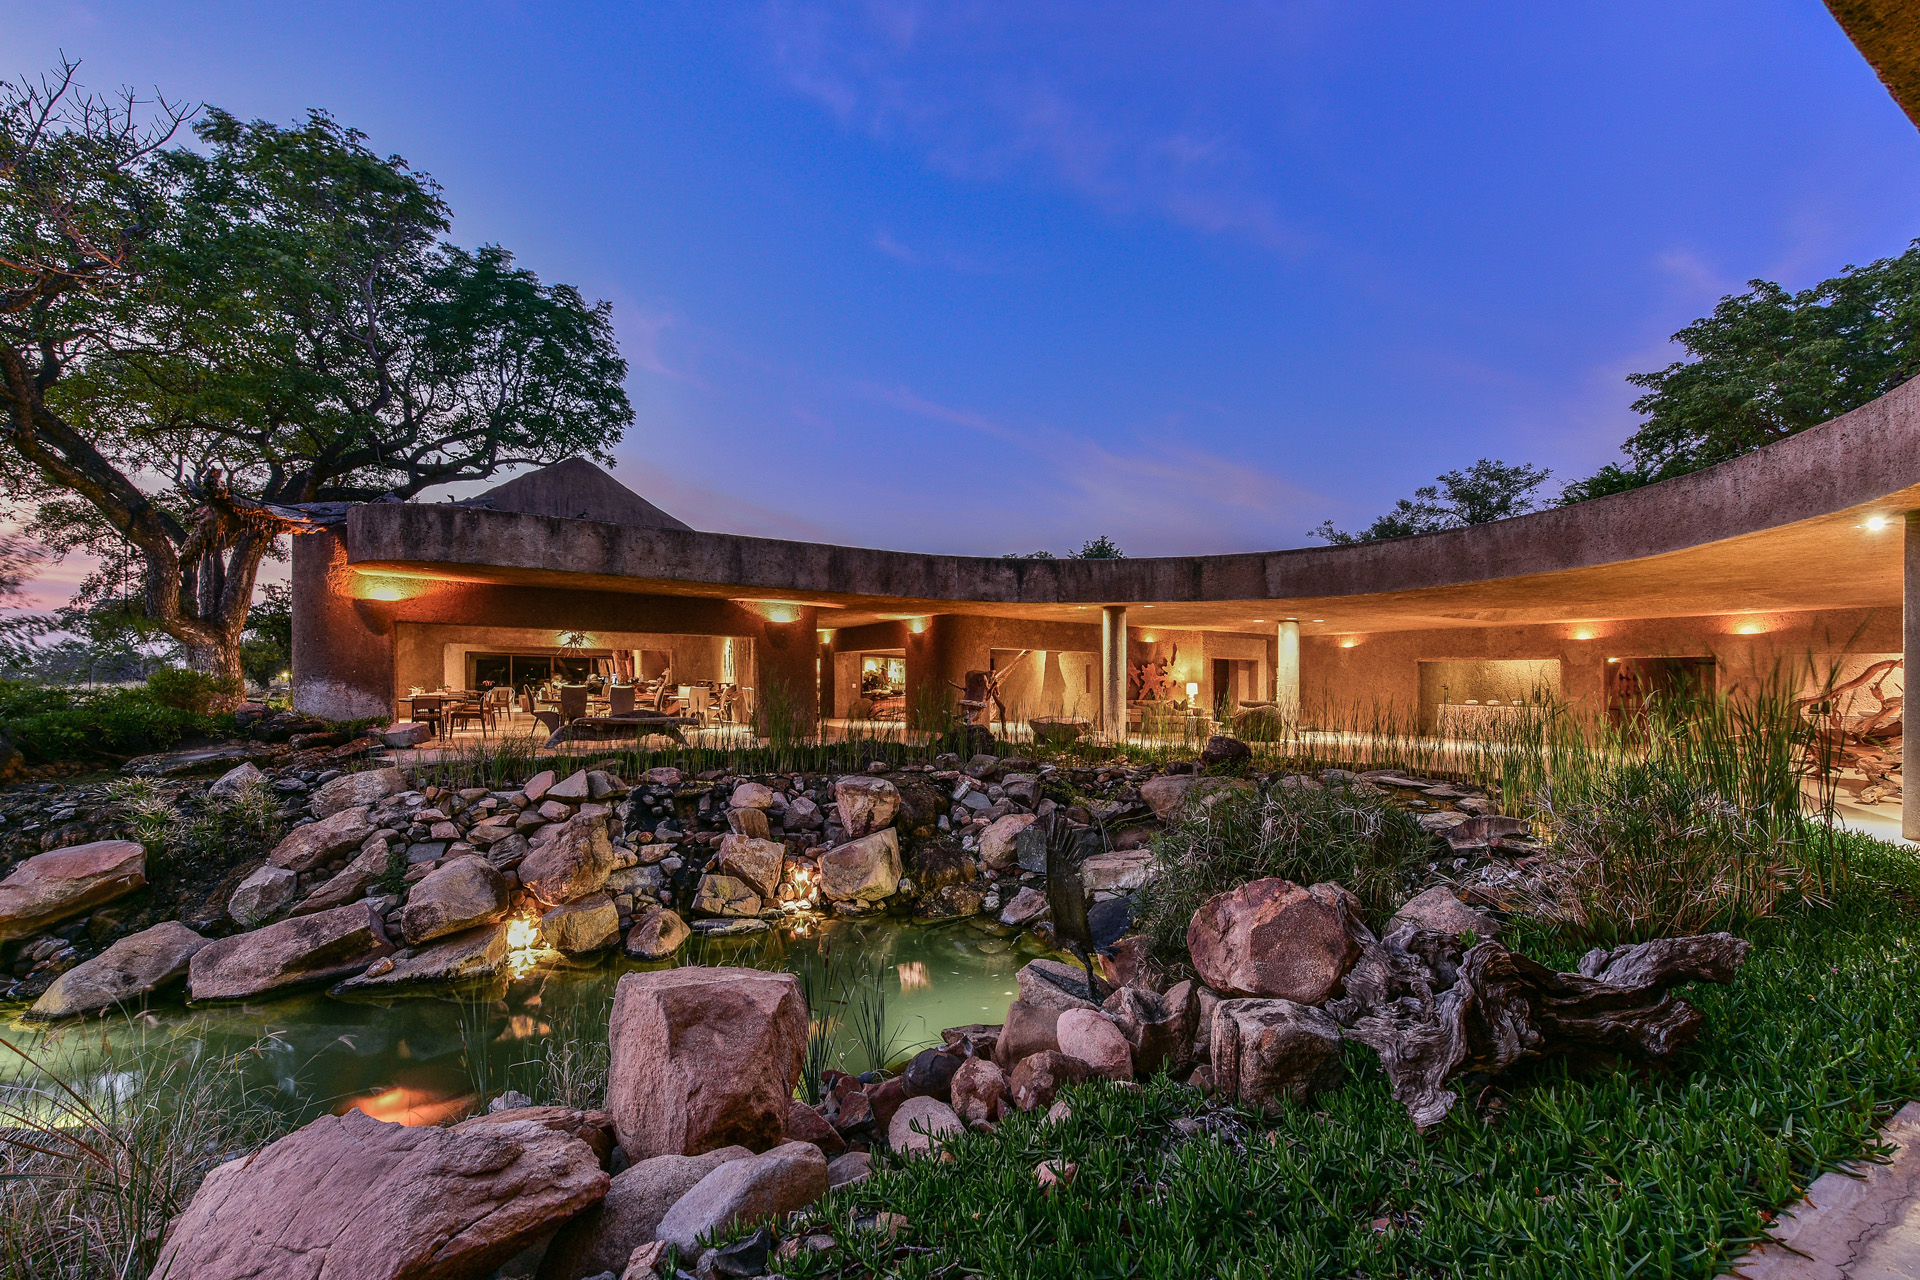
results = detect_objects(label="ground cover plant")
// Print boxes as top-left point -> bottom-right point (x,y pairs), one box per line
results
792,831 -> 1920,1280
0,672 -> 236,765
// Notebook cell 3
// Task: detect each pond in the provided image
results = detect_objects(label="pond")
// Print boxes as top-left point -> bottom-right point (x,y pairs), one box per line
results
0,916 -> 1053,1127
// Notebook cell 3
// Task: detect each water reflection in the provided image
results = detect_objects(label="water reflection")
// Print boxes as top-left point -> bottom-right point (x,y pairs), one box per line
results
0,916 -> 1059,1130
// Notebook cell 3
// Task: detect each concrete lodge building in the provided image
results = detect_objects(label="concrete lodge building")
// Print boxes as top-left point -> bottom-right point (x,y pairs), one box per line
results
292,373 -> 1920,833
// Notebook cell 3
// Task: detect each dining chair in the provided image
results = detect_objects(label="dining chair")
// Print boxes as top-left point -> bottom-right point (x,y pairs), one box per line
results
609,684 -> 636,716
559,684 -> 589,721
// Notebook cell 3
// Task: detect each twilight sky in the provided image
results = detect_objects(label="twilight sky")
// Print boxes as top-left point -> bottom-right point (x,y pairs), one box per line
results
10,0 -> 1920,601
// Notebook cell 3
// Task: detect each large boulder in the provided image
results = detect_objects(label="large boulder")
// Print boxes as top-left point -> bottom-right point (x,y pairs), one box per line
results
0,840 -> 147,942
625,907 -> 691,960
28,921 -> 207,1020
1079,849 -> 1156,894
652,1141 -> 828,1253
518,811 -> 615,907
833,776 -> 900,836
606,966 -> 807,1161
309,766 -> 406,819
1391,885 -> 1501,938
978,814 -> 1037,870
1138,774 -> 1255,820
332,923 -> 508,993
152,1107 -> 608,1280
1017,958 -> 1099,1012
228,865 -> 299,928
716,834 -> 786,899
269,806 -> 376,873
818,828 -> 901,903
188,901 -> 394,1001
992,1000 -> 1062,1067
950,1057 -> 1010,1128
542,892 -> 620,954
400,855 -> 508,945
208,761 -> 266,801
1209,997 -> 1345,1113
292,837 -> 394,916
1186,878 -> 1363,1003
1009,1051 -> 1091,1112
536,1147 -> 753,1280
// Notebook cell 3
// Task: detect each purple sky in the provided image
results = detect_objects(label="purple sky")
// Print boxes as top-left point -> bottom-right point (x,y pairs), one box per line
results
10,1 -> 1920,609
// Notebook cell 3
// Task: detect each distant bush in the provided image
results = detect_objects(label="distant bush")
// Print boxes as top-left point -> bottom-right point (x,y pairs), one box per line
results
0,680 -> 232,763
144,667 -> 240,714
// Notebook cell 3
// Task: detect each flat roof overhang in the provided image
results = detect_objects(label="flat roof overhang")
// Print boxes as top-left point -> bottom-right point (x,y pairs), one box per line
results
343,376 -> 1920,638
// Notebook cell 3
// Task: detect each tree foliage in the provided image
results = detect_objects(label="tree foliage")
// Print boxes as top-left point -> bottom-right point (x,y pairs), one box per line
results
1312,458 -> 1551,545
1004,534 -> 1126,560
1,62 -> 633,687
1564,241 -> 1920,501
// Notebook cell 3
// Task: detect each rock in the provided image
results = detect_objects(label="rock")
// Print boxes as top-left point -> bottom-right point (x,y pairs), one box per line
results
729,781 -> 775,810
1009,1051 -> 1091,1112
1080,849 -> 1155,894
1017,958 -> 1100,1012
652,1141 -> 828,1253
1391,885 -> 1501,938
0,840 -> 147,942
606,966 -> 807,1160
716,834 -> 786,899
784,1099 -> 845,1156
888,1096 -> 962,1156
783,795 -> 822,830
1036,1159 -> 1077,1193
692,873 -> 762,917
152,1108 -> 608,1280
548,769 -> 593,802
727,805 -> 771,840
124,741 -> 273,777
28,922 -> 207,1020
999,885 -> 1050,928
1209,998 -> 1345,1113
400,854 -> 508,944
309,767 -> 406,819
1416,811 -> 1471,834
865,1077 -> 908,1131
818,828 -> 901,902
379,722 -> 433,748
622,1240 -> 669,1279
537,1147 -> 752,1280
992,1000 -> 1062,1067
332,922 -> 509,992
978,813 -> 1037,870
1199,736 -> 1253,768
519,811 -> 616,907
950,1057 -> 1009,1128
522,769 -> 557,801
900,1044 -> 966,1100
543,892 -> 621,954
625,907 -> 691,960
454,1104 -> 618,1164
1102,980 -> 1197,1077
229,865 -> 299,928
914,882 -> 984,920
1138,774 -> 1255,820
208,761 -> 266,801
826,1150 -> 872,1188
1055,1009 -> 1133,1080
833,776 -> 900,836
293,837 -> 394,916
270,806 -> 377,872
1186,878 -> 1363,1003
188,901 -> 394,1001
1442,814 -> 1531,852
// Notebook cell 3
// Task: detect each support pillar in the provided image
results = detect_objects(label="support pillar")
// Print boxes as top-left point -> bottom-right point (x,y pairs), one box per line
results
1905,515 -> 1919,839
1276,618 -> 1301,722
1101,605 -> 1128,740
292,529 -> 397,722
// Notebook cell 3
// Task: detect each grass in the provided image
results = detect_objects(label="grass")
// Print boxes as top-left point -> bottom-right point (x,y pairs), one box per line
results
779,830 -> 1920,1280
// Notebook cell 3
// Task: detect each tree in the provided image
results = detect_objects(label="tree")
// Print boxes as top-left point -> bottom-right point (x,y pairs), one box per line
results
2,63 -> 633,689
1313,458 -> 1551,544
1564,241 -> 1920,501
1003,535 -> 1126,559
238,580 -> 291,691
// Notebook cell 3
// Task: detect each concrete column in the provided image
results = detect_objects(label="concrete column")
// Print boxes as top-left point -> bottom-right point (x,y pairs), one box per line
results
292,529 -> 397,721
1276,618 -> 1301,721
754,606 -> 819,737
1100,606 -> 1128,740
1906,515 -> 1919,839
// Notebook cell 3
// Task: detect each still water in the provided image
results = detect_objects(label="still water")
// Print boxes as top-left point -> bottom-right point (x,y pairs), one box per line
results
0,916 -> 1052,1127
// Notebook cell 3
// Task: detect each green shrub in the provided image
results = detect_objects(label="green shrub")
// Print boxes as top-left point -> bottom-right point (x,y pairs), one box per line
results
0,679 -> 232,763
1130,780 -> 1433,970
144,666 -> 240,713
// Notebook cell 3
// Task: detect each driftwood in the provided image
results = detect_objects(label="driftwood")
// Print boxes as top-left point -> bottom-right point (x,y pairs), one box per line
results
1328,921 -> 1749,1132
544,712 -> 690,748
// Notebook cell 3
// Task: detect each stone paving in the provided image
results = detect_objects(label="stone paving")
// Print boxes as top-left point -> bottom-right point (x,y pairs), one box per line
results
1719,1102 -> 1920,1280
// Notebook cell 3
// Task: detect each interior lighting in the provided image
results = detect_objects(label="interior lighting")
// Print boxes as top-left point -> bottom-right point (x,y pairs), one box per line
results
1733,618 -> 1768,635
1864,514 -> 1891,532
1339,638 -> 1359,649
352,573 -> 432,602
1185,682 -> 1199,699
1570,627 -> 1597,641
1311,619 -> 1325,623
908,617 -> 928,634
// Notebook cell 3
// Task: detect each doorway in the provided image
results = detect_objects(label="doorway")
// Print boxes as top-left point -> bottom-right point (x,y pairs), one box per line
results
1607,656 -> 1718,725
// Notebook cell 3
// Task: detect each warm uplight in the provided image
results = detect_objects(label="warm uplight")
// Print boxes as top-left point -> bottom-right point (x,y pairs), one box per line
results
1865,514 -> 1891,532
339,1087 -> 469,1128
1733,618 -> 1768,635
908,617 -> 929,634
505,915 -> 542,978
1570,627 -> 1597,641
352,573 -> 432,602
1339,638 -> 1359,649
